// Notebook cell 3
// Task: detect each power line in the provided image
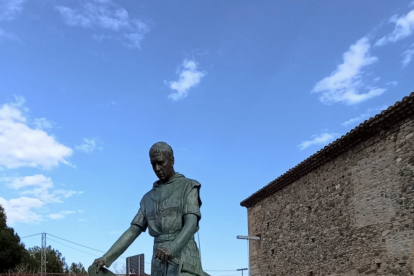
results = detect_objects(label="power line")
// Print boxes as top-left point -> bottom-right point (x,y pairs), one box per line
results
47,233 -> 111,256
21,233 -> 42,239
33,232 -> 236,273
48,237 -> 101,258
47,238 -> 125,267
47,233 -> 152,265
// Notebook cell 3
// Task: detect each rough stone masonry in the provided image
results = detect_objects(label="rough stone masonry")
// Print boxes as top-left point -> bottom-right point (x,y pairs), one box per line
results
241,92 -> 414,276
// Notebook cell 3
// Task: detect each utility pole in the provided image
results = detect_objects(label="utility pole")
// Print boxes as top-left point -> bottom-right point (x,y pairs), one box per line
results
236,235 -> 260,276
41,233 -> 46,276
237,268 -> 248,276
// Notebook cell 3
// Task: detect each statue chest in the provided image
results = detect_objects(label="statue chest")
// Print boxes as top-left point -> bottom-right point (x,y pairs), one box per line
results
143,182 -> 187,236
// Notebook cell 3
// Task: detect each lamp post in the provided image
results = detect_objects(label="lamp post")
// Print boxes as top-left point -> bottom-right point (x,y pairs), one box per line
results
236,235 -> 260,276
237,268 -> 248,276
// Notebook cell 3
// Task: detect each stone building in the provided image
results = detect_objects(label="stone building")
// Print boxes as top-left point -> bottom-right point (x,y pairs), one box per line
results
240,92 -> 414,276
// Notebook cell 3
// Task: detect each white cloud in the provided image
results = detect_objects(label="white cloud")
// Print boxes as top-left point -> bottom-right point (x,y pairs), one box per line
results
9,174 -> 53,189
298,133 -> 338,150
312,37 -> 385,105
75,138 -> 102,153
6,174 -> 82,203
342,106 -> 388,126
0,97 -> 73,169
0,0 -> 26,21
168,59 -> 206,101
386,81 -> 399,86
375,10 -> 414,46
33,117 -> 53,130
56,0 -> 149,49
49,210 -> 76,220
0,174 -> 83,224
402,44 -> 414,67
0,196 -> 43,224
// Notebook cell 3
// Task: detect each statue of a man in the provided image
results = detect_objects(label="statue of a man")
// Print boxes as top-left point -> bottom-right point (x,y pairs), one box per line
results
89,142 -> 209,276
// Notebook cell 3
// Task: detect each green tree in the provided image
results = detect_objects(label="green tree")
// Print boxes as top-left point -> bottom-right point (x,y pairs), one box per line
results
69,262 -> 86,274
21,246 -> 68,273
0,204 -> 26,272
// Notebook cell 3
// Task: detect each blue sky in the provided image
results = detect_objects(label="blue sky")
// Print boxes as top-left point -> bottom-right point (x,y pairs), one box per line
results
1,0 -> 414,275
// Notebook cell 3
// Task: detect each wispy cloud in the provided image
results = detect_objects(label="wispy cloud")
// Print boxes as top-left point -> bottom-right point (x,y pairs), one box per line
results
0,0 -> 26,41
386,81 -> 399,86
56,0 -> 150,49
0,28 -> 18,41
312,37 -> 385,105
7,174 -> 82,203
342,106 -> 388,126
0,96 -> 73,169
375,10 -> 414,46
168,59 -> 206,101
33,117 -> 53,130
402,44 -> 414,67
49,210 -> 76,220
75,138 -> 103,153
0,0 -> 26,21
298,132 -> 338,150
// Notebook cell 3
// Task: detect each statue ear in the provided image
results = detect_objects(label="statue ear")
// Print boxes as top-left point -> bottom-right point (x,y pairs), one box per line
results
170,156 -> 175,165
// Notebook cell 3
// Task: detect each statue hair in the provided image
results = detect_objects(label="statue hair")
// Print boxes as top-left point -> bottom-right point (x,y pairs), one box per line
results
149,142 -> 174,159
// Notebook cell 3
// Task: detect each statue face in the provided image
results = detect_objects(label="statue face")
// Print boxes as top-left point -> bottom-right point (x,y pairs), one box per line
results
150,153 -> 175,181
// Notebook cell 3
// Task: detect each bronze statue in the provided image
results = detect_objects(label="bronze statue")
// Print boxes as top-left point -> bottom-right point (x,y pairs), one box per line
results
88,142 -> 209,276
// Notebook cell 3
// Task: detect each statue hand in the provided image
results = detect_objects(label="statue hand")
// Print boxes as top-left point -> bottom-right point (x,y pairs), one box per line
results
155,247 -> 171,261
93,257 -> 106,273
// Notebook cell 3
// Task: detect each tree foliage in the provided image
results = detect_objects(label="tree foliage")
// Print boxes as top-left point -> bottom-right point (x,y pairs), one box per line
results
0,204 -> 27,273
69,262 -> 86,274
20,246 -> 68,273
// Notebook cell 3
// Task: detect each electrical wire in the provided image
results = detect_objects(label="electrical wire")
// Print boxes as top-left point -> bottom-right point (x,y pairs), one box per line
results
47,237 -> 125,267
24,232 -> 236,273
47,233 -> 114,256
47,233 -> 151,265
20,233 -> 42,239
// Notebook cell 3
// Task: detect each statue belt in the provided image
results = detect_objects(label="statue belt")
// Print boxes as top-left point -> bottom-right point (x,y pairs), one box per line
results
154,233 -> 195,244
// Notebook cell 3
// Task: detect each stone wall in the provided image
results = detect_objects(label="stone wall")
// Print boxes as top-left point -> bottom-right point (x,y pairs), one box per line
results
247,115 -> 414,276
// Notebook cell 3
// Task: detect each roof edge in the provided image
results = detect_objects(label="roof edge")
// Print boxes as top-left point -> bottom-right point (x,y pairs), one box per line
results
240,92 -> 414,208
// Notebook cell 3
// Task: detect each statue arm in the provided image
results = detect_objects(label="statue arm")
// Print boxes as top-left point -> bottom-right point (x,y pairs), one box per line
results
170,214 -> 197,256
103,224 -> 143,267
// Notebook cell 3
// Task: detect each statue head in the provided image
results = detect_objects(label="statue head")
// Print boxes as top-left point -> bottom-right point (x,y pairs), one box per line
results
149,142 -> 175,182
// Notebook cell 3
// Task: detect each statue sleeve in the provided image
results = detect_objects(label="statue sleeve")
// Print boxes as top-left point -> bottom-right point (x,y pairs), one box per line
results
130,208 -> 148,232
183,182 -> 201,220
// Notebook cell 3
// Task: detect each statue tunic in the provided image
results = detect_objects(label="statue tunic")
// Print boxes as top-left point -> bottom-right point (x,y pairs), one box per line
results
131,173 -> 204,276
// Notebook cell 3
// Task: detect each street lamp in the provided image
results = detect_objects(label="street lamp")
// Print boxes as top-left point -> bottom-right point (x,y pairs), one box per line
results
236,235 -> 260,276
237,268 -> 248,276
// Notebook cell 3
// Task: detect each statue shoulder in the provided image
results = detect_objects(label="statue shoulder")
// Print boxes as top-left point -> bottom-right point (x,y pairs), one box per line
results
140,189 -> 153,206
182,177 -> 201,187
